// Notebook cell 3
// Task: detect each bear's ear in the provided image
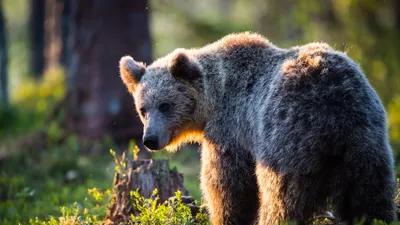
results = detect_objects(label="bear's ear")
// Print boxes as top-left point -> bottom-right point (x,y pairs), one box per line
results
169,49 -> 201,81
119,55 -> 146,93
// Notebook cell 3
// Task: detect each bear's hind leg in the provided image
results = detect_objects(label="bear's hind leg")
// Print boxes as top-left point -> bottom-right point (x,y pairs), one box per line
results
333,150 -> 396,225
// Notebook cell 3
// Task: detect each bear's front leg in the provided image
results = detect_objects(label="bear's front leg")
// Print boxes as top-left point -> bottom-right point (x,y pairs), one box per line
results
200,140 -> 259,225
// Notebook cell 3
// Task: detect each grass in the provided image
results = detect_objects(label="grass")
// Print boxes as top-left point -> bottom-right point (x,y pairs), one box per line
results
0,133 -> 206,224
0,135 -> 115,224
28,189 -> 210,225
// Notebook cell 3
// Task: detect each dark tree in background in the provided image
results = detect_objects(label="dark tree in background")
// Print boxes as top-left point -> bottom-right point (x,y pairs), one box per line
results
0,0 -> 8,106
29,0 -> 45,77
397,0 -> 400,29
44,0 -> 62,71
59,0 -> 71,68
66,0 -> 152,152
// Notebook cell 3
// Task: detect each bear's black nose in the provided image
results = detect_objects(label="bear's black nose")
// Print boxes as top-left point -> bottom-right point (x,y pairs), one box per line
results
143,136 -> 159,150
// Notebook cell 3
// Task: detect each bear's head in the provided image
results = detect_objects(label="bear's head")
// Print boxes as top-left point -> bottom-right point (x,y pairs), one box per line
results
119,49 -> 204,151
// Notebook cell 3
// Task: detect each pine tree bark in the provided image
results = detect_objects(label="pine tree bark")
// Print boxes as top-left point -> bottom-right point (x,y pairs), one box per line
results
66,0 -> 152,147
29,0 -> 45,77
396,0 -> 400,30
59,0 -> 71,68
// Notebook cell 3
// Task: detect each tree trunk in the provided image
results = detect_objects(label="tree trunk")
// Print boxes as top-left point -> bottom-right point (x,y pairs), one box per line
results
103,159 -> 191,224
66,0 -> 152,149
0,1 -> 8,106
44,0 -> 63,71
29,0 -> 45,77
59,0 -> 71,68
396,0 -> 400,30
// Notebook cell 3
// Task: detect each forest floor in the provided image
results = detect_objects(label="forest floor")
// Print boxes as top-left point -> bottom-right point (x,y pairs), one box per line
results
0,127 -> 202,224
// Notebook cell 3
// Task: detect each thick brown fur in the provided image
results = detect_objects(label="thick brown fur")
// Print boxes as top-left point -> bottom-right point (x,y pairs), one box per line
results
120,32 -> 396,225
281,43 -> 331,78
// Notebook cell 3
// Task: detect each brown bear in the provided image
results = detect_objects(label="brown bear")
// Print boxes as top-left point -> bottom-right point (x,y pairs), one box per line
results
119,32 -> 396,225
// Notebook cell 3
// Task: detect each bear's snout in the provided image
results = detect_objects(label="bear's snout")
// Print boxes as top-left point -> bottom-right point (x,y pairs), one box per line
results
143,135 -> 160,150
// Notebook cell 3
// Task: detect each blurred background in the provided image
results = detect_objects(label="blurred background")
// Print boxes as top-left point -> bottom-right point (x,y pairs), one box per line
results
0,0 -> 399,224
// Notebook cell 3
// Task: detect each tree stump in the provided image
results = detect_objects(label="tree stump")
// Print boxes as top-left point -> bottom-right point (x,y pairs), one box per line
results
103,159 -> 191,225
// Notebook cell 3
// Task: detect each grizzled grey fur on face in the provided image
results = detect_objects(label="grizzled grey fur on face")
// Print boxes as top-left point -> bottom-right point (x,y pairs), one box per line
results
120,32 -> 396,225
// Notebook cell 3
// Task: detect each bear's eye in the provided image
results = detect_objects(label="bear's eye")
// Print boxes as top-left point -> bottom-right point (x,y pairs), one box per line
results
139,107 -> 146,116
159,103 -> 171,113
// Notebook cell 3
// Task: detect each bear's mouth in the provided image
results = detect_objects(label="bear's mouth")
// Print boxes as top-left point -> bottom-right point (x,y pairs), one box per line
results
143,143 -> 162,151
143,132 -> 173,152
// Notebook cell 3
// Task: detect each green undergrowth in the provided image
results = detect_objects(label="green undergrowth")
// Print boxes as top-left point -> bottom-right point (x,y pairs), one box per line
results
28,189 -> 210,225
128,189 -> 209,225
0,135 -> 115,224
0,68 -> 66,140
25,147 -> 210,225
0,138 -> 208,225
